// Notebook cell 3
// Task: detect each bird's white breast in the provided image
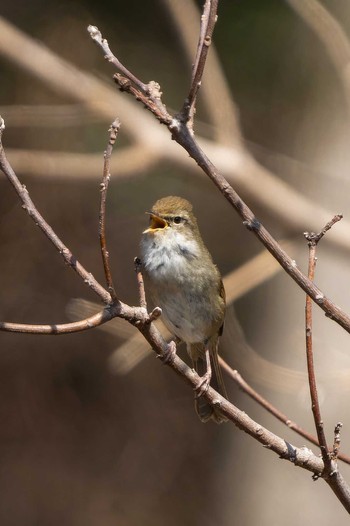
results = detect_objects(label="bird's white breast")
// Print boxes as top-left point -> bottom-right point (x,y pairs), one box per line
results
140,229 -> 200,280
140,229 -> 219,343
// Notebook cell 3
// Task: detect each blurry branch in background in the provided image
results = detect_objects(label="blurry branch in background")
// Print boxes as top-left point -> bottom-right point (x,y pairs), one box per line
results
0,104 -> 104,127
286,0 -> 350,111
3,103 -> 350,185
3,146 -> 156,180
2,15 -> 350,249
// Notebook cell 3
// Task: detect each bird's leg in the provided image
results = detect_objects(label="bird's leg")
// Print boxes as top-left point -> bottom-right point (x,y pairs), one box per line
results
194,347 -> 212,397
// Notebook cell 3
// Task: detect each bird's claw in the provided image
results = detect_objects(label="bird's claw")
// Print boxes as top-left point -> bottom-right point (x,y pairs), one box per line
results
160,340 -> 177,364
194,372 -> 212,398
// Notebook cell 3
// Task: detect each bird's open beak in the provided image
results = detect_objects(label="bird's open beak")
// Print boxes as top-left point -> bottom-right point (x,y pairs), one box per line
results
143,212 -> 168,233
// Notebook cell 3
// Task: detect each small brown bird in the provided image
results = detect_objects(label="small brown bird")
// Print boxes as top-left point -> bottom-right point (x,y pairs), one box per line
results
140,196 -> 228,423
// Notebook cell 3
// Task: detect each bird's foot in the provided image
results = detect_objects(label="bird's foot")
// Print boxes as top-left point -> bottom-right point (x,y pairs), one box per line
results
194,371 -> 212,398
160,340 -> 177,364
194,347 -> 212,397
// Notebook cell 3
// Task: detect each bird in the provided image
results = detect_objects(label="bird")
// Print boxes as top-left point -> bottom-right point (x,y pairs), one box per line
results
139,195 -> 228,423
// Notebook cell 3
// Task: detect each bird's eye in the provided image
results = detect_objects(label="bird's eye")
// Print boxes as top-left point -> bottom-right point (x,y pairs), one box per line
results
173,216 -> 182,224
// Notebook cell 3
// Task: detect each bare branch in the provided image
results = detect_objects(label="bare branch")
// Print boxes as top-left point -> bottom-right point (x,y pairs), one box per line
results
304,214 -> 343,245
219,360 -> 350,466
99,118 -> 120,301
304,216 -> 343,474
67,260 -> 350,468
88,25 -> 148,94
163,0 -> 242,144
180,0 -> 218,127
0,308 -> 114,334
88,25 -> 172,125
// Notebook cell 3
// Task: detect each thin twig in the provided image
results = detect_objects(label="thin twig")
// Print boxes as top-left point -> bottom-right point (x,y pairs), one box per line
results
0,117 -> 111,305
99,118 -> 120,301
181,0 -> 218,127
304,215 -> 343,474
219,359 -> 350,466
88,25 -> 171,122
0,308 -> 115,334
88,25 -> 148,94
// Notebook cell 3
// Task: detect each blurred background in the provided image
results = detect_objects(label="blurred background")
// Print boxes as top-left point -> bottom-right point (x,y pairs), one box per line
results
1,0 -> 350,524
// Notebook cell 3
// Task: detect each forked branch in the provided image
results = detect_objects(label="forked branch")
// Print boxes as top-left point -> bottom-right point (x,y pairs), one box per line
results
304,215 -> 343,475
